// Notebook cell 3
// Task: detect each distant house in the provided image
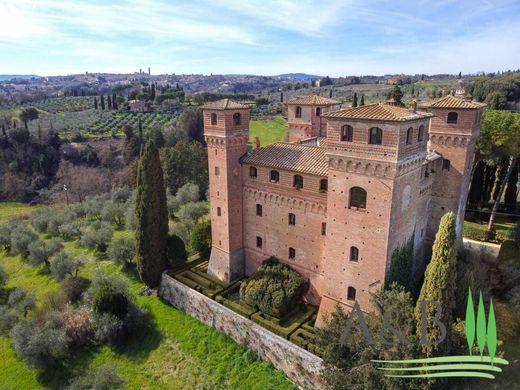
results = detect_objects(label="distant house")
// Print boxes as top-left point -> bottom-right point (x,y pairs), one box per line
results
128,99 -> 148,112
386,77 -> 402,85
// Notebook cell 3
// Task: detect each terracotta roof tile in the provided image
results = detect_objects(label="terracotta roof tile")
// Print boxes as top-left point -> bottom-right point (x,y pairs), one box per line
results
201,99 -> 250,110
242,142 -> 328,176
287,95 -> 340,106
323,103 -> 433,122
428,95 -> 486,109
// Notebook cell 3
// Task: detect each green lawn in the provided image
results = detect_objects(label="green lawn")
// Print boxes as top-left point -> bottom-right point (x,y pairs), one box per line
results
0,202 -> 37,221
249,116 -> 287,146
0,204 -> 295,389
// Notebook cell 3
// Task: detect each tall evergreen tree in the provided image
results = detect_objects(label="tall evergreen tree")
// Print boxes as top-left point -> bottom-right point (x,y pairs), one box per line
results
151,84 -> 156,102
415,212 -> 457,357
390,85 -> 404,106
94,97 -> 98,110
100,95 -> 105,110
504,160 -> 519,212
352,92 -> 358,107
329,89 -> 333,98
135,141 -> 168,287
112,93 -> 117,109
280,91 -> 283,103
360,94 -> 365,106
107,95 -> 112,110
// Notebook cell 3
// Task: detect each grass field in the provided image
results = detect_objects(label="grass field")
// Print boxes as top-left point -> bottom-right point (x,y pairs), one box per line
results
0,203 -> 295,389
0,202 -> 37,221
249,116 -> 287,146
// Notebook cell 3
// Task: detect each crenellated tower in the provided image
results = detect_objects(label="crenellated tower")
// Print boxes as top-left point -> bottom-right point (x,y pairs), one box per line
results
425,95 -> 486,240
202,99 -> 251,282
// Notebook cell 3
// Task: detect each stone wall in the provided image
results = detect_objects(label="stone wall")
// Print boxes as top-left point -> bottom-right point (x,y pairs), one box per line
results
159,273 -> 325,390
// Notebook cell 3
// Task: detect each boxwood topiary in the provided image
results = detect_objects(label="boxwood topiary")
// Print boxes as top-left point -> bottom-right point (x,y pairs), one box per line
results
239,257 -> 309,317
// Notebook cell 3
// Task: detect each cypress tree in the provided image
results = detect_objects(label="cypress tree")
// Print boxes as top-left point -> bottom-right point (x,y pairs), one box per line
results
329,89 -> 333,98
360,94 -> 365,106
135,141 -> 168,287
94,97 -> 98,109
468,160 -> 485,207
504,160 -> 518,212
415,212 -> 457,357
352,92 -> 358,107
107,95 -> 112,110
112,93 -> 117,109
385,234 -> 415,294
100,95 -> 105,110
280,92 -> 283,103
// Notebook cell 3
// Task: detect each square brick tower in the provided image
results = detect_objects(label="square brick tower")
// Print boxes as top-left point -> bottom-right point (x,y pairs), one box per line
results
202,99 -> 251,282
316,103 -> 433,323
425,95 -> 486,240
286,95 -> 341,142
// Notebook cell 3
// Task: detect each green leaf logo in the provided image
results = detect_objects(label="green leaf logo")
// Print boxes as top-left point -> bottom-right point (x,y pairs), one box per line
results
477,292 -> 487,360
465,287 -> 475,355
487,298 -> 497,366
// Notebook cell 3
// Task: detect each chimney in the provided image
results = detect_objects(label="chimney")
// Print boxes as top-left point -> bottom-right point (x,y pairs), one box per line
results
252,136 -> 260,150
409,99 -> 417,113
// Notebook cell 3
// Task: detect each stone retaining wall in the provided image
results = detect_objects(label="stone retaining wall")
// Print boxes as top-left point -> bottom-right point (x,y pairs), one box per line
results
159,273 -> 325,390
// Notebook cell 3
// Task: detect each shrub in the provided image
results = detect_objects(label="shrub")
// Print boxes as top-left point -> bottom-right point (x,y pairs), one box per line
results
170,221 -> 190,245
0,264 -> 7,288
27,238 -> 63,267
10,223 -> 38,259
494,300 -> 520,341
0,306 -> 19,335
58,221 -> 83,241
189,216 -> 211,257
62,304 -> 93,347
92,313 -> 125,345
67,365 -> 124,390
240,258 -> 309,317
7,288 -> 35,317
177,202 -> 208,226
496,240 -> 520,293
111,186 -> 132,203
107,236 -> 135,267
62,276 -> 91,303
0,222 -> 12,252
29,207 -> 54,233
50,251 -> 86,281
92,284 -> 129,320
80,223 -> 114,252
166,234 -> 187,267
10,319 -> 69,370
101,201 -> 126,227
39,289 -> 68,314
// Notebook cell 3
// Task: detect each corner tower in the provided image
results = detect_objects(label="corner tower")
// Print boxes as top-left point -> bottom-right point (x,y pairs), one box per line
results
425,95 -> 486,240
202,99 -> 251,282
286,95 -> 341,142
316,103 -> 433,324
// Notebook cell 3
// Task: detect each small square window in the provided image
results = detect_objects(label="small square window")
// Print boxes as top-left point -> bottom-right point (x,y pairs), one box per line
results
256,236 -> 263,248
289,247 -> 296,259
256,204 -> 262,216
215,166 -> 220,176
288,213 -> 296,226
442,159 -> 451,171
321,222 -> 327,236
270,170 -> 280,183
217,207 -> 221,216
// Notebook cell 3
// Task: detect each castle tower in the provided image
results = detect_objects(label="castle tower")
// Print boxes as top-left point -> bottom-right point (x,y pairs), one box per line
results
202,99 -> 251,282
425,95 -> 486,240
286,95 -> 341,142
316,103 -> 433,325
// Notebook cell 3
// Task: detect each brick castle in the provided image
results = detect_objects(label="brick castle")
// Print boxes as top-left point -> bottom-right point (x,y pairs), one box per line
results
202,94 -> 485,326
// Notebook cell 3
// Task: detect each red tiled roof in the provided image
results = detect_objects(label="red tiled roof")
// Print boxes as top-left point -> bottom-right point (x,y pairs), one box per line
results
201,99 -> 250,110
242,142 -> 328,176
287,95 -> 340,106
323,103 -> 433,122
428,95 -> 486,109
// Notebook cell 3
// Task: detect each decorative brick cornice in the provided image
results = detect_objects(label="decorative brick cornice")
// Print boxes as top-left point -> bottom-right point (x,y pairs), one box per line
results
205,134 -> 248,149
429,134 -> 472,147
243,186 -> 327,215
327,155 -> 395,179
396,154 -> 426,177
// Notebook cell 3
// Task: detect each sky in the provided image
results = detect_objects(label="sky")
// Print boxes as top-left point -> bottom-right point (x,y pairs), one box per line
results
0,0 -> 519,77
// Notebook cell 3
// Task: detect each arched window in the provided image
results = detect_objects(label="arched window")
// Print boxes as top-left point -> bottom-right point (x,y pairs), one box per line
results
418,125 -> 424,142
369,127 -> 383,145
406,127 -> 413,145
316,107 -> 321,116
349,187 -> 367,209
341,125 -> 353,142
249,166 -> 257,178
294,174 -> 304,189
347,286 -> 356,300
233,112 -> 241,125
295,106 -> 302,118
270,170 -> 280,183
319,179 -> 328,193
447,112 -> 458,124
210,113 -> 217,125
256,204 -> 263,216
256,236 -> 263,248
350,246 -> 359,262
288,213 -> 296,226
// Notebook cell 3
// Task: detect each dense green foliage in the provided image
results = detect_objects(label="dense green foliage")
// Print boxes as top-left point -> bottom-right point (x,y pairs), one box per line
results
385,234 -> 415,296
67,366 -> 124,390
188,216 -> 212,257
318,283 -> 420,390
468,74 -> 520,106
240,258 -> 309,317
135,141 -> 168,287
107,236 -> 136,267
415,212 -> 457,356
166,234 -> 187,267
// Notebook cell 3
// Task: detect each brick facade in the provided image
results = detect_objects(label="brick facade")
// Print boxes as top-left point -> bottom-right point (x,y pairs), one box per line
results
202,97 -> 483,327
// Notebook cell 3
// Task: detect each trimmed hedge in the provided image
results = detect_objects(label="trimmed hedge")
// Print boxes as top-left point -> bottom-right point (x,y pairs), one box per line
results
463,221 -> 512,244
240,258 -> 309,318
